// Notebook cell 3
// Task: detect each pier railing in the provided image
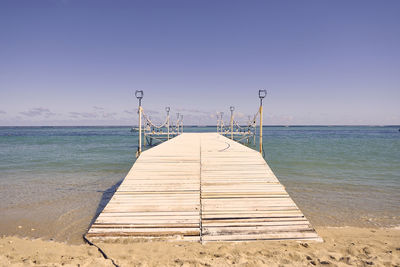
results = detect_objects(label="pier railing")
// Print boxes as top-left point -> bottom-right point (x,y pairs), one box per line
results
217,90 -> 267,153
133,89 -> 267,157
134,90 -> 183,157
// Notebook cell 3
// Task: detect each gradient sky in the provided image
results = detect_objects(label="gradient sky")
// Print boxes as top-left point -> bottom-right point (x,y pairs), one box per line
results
0,0 -> 399,126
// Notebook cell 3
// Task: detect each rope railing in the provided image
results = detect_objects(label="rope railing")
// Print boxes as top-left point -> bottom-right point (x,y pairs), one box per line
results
134,90 -> 183,157
216,90 -> 267,153
142,110 -> 169,129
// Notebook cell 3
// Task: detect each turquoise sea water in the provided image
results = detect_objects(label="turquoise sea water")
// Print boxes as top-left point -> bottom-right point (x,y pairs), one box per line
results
0,126 -> 399,243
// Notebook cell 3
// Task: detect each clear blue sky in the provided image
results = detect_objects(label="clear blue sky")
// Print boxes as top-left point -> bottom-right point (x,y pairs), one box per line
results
0,0 -> 399,126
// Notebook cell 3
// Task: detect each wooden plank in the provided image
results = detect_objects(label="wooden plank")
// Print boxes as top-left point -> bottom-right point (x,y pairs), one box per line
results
90,224 -> 200,228
95,218 -> 200,224
202,217 -> 310,223
89,228 -> 200,234
202,214 -> 305,219
202,232 -> 322,242
203,225 -> 314,235
87,231 -> 200,237
201,221 -> 310,227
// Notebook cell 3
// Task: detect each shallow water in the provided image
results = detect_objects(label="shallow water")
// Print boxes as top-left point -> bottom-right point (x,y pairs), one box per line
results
260,126 -> 400,229
0,126 -> 399,243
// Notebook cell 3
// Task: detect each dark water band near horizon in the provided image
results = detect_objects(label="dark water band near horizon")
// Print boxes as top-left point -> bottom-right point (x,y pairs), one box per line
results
0,126 -> 399,244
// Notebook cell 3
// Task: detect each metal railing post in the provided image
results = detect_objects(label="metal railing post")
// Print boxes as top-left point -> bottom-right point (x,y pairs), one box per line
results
176,113 -> 180,134
247,115 -> 251,144
220,112 -> 224,135
180,115 -> 183,133
166,107 -> 170,140
216,113 -> 219,133
230,106 -> 235,139
135,90 -> 144,156
258,90 -> 267,154
143,122 -> 147,147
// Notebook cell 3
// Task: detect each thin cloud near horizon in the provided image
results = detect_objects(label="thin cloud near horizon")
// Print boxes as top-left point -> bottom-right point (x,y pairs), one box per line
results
1,105 -> 399,126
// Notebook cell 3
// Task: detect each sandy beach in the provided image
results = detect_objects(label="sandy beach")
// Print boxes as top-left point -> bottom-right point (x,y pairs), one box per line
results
1,227 -> 399,266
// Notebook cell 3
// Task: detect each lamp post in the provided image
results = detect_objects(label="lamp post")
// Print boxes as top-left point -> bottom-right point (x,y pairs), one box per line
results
258,90 -> 267,154
165,107 -> 170,140
135,90 -> 144,156
230,106 -> 235,139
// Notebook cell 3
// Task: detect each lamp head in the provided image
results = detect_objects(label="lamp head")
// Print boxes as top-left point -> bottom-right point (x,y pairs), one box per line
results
259,89 -> 267,99
230,106 -> 235,112
135,90 -> 144,99
165,107 -> 170,113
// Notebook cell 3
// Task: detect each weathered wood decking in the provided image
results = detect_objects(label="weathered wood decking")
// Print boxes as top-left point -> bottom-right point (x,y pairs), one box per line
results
86,133 -> 322,242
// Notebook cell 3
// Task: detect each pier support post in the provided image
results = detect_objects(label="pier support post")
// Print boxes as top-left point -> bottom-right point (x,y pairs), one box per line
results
258,90 -> 267,154
135,90 -> 144,156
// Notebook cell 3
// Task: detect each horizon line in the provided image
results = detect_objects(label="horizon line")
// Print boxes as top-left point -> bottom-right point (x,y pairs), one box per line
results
0,124 -> 399,127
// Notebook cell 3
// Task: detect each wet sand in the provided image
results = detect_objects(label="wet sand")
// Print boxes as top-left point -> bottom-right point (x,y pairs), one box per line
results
1,227 -> 399,266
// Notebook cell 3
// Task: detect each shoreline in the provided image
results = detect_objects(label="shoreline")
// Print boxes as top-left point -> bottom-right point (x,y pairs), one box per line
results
1,226 -> 399,266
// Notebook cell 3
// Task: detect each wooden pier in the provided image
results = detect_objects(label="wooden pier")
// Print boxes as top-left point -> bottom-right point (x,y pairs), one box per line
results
86,133 -> 322,243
